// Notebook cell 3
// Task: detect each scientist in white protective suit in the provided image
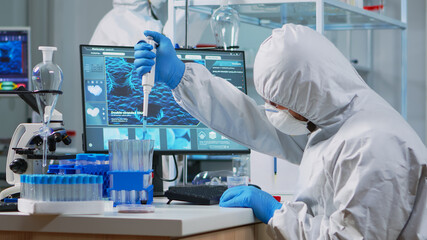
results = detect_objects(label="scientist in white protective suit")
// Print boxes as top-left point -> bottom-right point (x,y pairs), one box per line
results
90,0 -> 210,47
90,0 -> 164,46
134,24 -> 427,239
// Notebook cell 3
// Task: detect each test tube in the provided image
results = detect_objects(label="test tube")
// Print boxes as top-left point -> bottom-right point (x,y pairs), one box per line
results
120,140 -> 129,204
89,176 -> 98,201
142,140 -> 154,202
95,154 -> 105,165
70,175 -> 76,201
98,176 -> 103,200
109,140 -> 119,204
129,140 -> 139,204
87,155 -> 96,166
20,175 -> 26,199
81,175 -> 88,201
48,176 -> 56,201
33,175 -> 42,201
28,175 -> 34,200
104,154 -> 109,165
75,154 -> 88,173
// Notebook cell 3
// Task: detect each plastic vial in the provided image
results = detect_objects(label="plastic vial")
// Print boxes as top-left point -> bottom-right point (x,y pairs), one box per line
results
20,175 -> 26,199
210,0 -> 240,50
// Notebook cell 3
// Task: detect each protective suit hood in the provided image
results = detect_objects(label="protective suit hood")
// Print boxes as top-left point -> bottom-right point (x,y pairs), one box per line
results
254,24 -> 369,131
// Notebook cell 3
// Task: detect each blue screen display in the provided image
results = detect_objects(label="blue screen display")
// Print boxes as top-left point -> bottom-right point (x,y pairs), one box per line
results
80,45 -> 249,154
0,28 -> 30,91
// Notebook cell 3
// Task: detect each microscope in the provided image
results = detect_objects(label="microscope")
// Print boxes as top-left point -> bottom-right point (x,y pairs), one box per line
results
0,87 -> 73,200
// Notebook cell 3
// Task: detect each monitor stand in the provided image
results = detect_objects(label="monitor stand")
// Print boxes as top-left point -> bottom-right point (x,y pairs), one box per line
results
152,153 -> 164,196
152,154 -> 188,196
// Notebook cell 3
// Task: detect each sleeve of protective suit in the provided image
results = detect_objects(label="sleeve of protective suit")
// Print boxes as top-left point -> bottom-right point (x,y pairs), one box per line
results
267,130 -> 421,239
172,63 -> 306,164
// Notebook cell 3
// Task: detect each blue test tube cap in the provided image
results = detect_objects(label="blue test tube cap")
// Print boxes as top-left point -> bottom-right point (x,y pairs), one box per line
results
69,175 -> 77,184
76,175 -> 83,184
34,175 -> 42,184
89,176 -> 97,184
76,153 -> 89,160
47,176 -> 55,184
88,155 -> 96,163
54,175 -> 61,184
41,176 -> 49,184
96,176 -> 103,184
20,175 -> 26,183
82,175 -> 89,184
96,154 -> 106,161
28,175 -> 33,184
63,175 -> 70,185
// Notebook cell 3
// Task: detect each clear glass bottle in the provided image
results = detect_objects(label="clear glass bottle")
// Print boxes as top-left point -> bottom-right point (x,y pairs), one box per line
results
31,46 -> 63,167
210,0 -> 240,50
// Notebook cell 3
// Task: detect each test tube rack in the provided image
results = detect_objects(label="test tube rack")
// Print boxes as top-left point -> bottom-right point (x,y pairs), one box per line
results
48,153 -> 110,197
18,174 -> 110,214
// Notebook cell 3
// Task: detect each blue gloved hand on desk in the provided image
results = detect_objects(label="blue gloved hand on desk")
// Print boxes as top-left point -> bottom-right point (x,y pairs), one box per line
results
219,186 -> 282,224
134,31 -> 185,89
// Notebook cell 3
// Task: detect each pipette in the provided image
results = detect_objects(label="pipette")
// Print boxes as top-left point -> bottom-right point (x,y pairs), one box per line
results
142,36 -> 157,120
141,37 -> 157,139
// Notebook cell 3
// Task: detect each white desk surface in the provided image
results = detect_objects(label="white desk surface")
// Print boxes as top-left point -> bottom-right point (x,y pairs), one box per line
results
0,198 -> 257,237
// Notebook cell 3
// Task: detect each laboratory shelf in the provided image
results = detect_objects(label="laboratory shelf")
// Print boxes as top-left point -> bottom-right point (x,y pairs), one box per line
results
170,0 -> 407,117
173,0 -> 406,30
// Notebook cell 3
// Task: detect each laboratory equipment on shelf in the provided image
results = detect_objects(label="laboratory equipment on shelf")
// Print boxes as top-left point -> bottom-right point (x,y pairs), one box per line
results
108,139 -> 155,212
210,0 -> 240,50
31,46 -> 64,167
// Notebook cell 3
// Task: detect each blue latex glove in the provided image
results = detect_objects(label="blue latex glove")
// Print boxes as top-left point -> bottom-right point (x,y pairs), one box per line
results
219,186 -> 282,224
134,31 -> 185,89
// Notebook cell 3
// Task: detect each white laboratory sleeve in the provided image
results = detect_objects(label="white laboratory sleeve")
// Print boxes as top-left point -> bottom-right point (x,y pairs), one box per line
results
172,63 -> 306,164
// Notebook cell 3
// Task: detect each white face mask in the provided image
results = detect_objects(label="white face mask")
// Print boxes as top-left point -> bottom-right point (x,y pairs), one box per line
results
264,103 -> 310,136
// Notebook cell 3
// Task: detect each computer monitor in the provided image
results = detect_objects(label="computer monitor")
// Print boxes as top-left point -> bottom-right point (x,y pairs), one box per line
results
0,27 -> 30,92
80,45 -> 249,155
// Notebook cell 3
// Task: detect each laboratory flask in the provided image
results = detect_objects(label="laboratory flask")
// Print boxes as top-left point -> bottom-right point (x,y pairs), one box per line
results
31,46 -> 63,167
210,0 -> 240,50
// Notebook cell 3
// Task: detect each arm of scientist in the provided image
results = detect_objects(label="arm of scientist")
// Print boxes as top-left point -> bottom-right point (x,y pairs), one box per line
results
134,31 -> 306,164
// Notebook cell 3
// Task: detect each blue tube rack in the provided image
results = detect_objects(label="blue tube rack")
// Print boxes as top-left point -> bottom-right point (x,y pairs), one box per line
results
108,170 -> 153,206
47,154 -> 110,197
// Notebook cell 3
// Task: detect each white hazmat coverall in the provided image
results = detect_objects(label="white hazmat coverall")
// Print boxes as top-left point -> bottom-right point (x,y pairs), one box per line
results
171,24 -> 427,239
90,0 -> 163,46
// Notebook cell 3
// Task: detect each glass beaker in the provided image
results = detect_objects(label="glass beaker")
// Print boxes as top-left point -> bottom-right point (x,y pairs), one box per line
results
210,0 -> 240,50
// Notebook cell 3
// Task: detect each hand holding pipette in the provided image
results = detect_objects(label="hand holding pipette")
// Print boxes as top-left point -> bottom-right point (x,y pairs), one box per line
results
134,31 -> 185,89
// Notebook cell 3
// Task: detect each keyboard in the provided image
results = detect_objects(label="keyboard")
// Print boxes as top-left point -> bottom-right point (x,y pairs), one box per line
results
165,185 -> 228,205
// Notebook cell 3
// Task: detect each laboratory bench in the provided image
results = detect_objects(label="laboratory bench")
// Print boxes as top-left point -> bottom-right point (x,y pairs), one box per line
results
0,197 -> 272,240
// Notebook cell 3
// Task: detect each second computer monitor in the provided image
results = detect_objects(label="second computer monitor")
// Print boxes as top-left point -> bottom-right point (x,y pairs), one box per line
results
0,27 -> 30,91
80,45 -> 249,154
